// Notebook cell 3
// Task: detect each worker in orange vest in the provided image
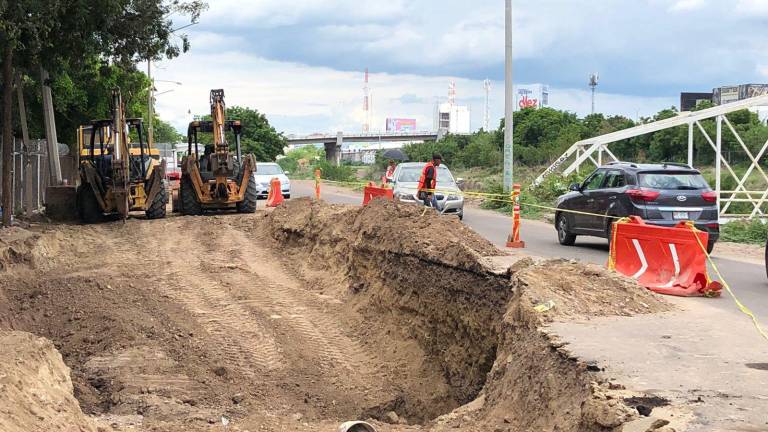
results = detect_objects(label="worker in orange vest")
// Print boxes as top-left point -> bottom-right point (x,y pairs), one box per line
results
384,160 -> 396,183
418,153 -> 442,209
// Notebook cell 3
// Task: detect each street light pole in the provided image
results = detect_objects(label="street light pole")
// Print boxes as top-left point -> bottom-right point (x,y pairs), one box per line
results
147,59 -> 154,148
503,0 -> 514,192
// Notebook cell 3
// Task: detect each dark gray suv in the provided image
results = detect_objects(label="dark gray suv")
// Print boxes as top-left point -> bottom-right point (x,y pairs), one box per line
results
554,162 -> 719,252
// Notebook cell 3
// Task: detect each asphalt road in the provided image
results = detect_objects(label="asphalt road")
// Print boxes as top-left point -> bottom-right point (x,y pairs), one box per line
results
290,181 -> 768,322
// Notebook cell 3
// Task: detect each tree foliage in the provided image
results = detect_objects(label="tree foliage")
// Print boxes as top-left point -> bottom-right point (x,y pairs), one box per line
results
401,103 -> 768,172
193,105 -> 287,162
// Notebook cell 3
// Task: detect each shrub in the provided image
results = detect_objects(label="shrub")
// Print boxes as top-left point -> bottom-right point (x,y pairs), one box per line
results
720,219 -> 768,244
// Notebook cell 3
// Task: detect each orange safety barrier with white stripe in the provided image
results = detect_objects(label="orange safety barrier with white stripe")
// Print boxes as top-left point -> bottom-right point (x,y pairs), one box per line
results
362,182 -> 394,206
608,216 -> 722,297
266,177 -> 284,207
506,184 -> 525,248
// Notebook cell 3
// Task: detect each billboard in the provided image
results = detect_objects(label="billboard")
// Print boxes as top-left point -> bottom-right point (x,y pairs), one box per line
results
741,84 -> 768,99
386,118 -> 417,132
714,86 -> 740,105
515,84 -> 550,110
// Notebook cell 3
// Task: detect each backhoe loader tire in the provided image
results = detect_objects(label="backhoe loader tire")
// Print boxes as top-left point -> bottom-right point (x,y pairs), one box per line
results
146,180 -> 169,220
76,185 -> 104,224
180,177 -> 203,216
237,174 -> 258,213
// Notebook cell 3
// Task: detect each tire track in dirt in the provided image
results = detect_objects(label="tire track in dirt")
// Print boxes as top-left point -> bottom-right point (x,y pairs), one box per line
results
140,218 -> 285,376
218,223 -> 388,390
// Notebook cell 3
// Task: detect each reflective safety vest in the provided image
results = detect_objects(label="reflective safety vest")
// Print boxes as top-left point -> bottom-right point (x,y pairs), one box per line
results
418,162 -> 436,192
385,165 -> 395,179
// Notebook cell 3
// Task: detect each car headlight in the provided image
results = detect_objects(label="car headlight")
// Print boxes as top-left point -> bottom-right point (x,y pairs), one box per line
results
447,194 -> 460,201
396,192 -> 415,201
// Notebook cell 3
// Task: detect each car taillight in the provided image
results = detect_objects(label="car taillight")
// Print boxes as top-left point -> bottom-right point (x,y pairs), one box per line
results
706,223 -> 720,230
626,189 -> 660,202
702,191 -> 717,202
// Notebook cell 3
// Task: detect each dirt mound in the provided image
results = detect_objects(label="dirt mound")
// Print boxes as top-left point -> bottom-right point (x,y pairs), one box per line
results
515,259 -> 673,321
0,331 -> 102,432
264,199 -> 668,430
0,226 -> 62,271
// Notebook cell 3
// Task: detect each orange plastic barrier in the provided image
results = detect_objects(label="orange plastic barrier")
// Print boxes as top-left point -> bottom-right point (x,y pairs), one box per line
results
266,177 -> 284,207
609,216 -> 721,297
314,169 -> 321,200
506,183 -> 525,248
362,182 -> 394,206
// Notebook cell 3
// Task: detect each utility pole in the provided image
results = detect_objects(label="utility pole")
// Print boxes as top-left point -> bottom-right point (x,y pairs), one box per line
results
15,74 -> 33,217
147,59 -> 154,147
503,0 -> 514,192
40,67 -> 62,185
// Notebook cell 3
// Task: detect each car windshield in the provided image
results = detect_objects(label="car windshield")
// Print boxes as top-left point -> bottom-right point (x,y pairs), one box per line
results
396,165 -> 456,186
256,164 -> 284,175
638,172 -> 709,190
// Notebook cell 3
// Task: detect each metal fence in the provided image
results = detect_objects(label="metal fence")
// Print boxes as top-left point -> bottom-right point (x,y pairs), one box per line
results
1,138 -> 76,215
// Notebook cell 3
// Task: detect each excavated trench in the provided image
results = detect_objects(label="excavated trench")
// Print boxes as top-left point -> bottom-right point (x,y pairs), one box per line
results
0,199 -> 670,431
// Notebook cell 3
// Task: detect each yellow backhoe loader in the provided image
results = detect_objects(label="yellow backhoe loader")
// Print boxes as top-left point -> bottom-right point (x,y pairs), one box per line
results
177,89 -> 257,214
76,88 -> 168,223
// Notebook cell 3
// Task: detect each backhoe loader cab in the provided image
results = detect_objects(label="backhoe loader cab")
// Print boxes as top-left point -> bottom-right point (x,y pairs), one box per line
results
176,89 -> 257,214
76,89 -> 168,223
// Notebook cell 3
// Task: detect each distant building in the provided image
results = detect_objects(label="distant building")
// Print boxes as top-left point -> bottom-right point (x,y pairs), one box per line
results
434,103 -> 470,134
680,92 -> 713,111
386,118 -> 417,132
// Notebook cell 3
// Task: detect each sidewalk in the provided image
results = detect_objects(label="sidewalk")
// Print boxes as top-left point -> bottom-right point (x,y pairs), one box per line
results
550,297 -> 768,431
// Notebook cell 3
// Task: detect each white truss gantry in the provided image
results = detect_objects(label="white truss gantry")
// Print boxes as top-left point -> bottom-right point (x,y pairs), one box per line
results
534,94 -> 768,219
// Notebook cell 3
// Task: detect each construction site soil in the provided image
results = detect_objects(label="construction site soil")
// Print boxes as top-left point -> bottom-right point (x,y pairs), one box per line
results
0,198 -> 673,432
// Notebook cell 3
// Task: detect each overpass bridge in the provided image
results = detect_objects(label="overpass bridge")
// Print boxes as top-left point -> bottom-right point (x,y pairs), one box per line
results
285,130 -> 446,164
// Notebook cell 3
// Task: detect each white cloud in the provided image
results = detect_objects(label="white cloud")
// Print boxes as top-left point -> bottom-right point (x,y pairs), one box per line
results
150,50 -> 678,136
736,0 -> 768,15
669,0 -> 706,12
203,0 -> 410,27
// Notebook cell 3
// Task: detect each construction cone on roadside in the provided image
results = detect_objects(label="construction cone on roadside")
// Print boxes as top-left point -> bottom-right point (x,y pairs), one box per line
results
506,183 -> 525,248
314,169 -> 321,200
266,177 -> 284,207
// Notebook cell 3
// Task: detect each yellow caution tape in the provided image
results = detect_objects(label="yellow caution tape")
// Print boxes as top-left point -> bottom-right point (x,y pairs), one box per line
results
687,224 -> 768,341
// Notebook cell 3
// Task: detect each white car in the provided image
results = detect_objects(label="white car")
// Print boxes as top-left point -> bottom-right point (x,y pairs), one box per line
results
253,162 -> 291,199
391,162 -> 464,220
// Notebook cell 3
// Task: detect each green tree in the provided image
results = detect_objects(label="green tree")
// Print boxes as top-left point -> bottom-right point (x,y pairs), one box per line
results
227,106 -> 286,161
192,105 -> 287,161
1,0 -> 207,225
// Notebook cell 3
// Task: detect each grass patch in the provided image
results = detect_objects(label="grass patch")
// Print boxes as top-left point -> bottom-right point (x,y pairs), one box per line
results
720,219 -> 768,245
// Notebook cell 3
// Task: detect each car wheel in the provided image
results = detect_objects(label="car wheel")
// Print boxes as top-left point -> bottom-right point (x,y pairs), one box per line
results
557,213 -> 577,246
283,194 -> 290,199
707,238 -> 716,255
458,212 -> 464,221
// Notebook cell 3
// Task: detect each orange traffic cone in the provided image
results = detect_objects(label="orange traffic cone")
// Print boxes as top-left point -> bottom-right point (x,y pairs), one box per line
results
266,177 -> 284,207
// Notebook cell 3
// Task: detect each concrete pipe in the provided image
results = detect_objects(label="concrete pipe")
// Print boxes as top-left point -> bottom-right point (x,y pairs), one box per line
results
337,421 -> 378,432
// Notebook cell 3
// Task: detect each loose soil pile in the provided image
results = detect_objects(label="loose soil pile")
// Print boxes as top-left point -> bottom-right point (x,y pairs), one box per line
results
0,198 -> 671,431
0,331 -> 102,432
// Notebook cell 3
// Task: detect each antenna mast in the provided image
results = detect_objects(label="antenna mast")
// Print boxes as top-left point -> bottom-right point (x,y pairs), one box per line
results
589,73 -> 599,114
483,79 -> 491,131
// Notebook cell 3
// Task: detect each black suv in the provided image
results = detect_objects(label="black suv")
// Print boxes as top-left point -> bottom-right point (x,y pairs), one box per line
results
554,162 -> 719,252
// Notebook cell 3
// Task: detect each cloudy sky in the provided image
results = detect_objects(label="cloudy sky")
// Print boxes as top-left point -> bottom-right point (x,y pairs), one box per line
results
149,0 -> 768,135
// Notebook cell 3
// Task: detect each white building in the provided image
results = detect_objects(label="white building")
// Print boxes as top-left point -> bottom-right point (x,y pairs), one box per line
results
434,103 -> 470,134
